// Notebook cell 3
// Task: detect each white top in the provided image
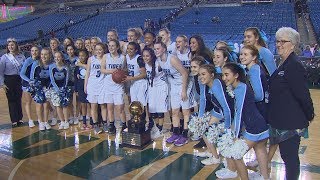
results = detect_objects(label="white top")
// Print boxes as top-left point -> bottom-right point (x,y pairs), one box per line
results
104,53 -> 126,94
145,61 -> 167,87
167,41 -> 177,55
158,54 -> 182,85
126,54 -> 147,85
87,56 -> 105,95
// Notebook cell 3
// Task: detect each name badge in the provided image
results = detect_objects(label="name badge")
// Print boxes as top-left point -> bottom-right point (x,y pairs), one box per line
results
278,71 -> 284,76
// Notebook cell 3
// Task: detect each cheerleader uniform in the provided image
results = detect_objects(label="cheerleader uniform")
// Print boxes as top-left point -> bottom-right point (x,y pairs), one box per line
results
102,53 -> 126,105
75,65 -> 88,103
259,47 -> 276,76
66,56 -> 78,90
145,61 -> 168,114
233,82 -> 269,142
126,54 -> 148,106
158,53 -> 190,110
177,49 -> 196,108
20,57 -> 36,91
198,79 -> 232,128
30,61 -> 51,103
246,64 -> 268,120
86,56 -> 105,104
49,63 -> 71,107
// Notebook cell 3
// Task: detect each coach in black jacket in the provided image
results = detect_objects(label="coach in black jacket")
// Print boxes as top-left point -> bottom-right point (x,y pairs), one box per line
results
268,27 -> 314,180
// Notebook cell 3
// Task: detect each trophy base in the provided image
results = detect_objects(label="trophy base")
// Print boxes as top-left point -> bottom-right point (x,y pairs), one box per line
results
121,130 -> 152,150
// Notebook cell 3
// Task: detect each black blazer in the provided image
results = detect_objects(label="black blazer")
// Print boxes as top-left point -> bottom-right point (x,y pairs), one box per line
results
267,53 -> 314,130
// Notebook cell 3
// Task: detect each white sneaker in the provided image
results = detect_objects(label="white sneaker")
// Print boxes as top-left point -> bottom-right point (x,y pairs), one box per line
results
190,135 -> 201,141
215,168 -> 230,177
195,151 -> 213,158
246,159 -> 259,167
216,168 -> 238,179
50,118 -> 57,126
44,122 -> 51,130
73,118 -> 79,125
39,122 -> 45,131
151,126 -> 161,140
201,156 -> 220,165
249,172 -> 265,180
64,121 -> 70,129
59,121 -> 65,130
28,120 -> 35,128
68,118 -> 74,125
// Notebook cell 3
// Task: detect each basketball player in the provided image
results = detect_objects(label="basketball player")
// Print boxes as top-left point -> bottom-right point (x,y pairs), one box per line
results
100,40 -> 127,134
143,47 -> 169,139
84,43 -> 107,134
154,41 -> 189,146
158,28 -> 177,55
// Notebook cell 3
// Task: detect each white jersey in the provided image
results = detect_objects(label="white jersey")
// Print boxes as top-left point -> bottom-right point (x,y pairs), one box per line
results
158,54 -> 182,85
176,49 -> 191,72
167,41 -> 177,55
104,53 -> 126,94
126,54 -> 146,84
145,61 -> 167,87
87,56 -> 104,95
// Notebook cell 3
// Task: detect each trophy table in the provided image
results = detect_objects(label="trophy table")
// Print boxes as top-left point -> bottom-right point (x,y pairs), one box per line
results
121,101 -> 152,149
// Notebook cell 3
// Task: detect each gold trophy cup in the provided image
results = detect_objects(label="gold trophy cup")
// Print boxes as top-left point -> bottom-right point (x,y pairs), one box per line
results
122,101 -> 151,149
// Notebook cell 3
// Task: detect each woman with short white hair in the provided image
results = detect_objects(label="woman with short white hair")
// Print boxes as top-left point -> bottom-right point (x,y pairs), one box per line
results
268,27 -> 314,180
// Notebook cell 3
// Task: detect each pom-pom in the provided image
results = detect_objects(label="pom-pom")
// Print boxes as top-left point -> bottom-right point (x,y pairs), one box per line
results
188,112 -> 211,139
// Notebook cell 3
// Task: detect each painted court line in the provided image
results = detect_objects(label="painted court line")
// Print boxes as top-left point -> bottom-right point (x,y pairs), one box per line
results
8,159 -> 25,180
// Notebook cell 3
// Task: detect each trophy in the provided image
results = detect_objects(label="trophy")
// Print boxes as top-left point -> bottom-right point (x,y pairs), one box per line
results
121,101 -> 151,149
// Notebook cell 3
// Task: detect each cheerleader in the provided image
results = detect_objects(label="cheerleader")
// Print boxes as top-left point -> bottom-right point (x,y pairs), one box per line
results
158,28 -> 177,55
49,51 -> 71,130
143,47 -> 168,138
66,44 -> 79,125
155,41 -> 189,146
189,56 -> 214,149
124,42 -> 149,125
100,40 -> 127,134
63,37 -> 74,53
30,48 -> 53,131
195,64 -> 232,166
50,38 -> 60,55
240,45 -> 277,173
75,49 -> 92,129
213,47 -> 231,76
244,27 -> 276,76
84,42 -> 107,134
20,45 -> 39,128
214,41 -> 239,63
218,63 -> 269,180
75,38 -> 85,51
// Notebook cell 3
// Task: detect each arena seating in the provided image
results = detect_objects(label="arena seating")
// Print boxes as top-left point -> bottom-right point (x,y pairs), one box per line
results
0,1 -> 297,54
308,0 -> 320,37
169,2 -> 296,53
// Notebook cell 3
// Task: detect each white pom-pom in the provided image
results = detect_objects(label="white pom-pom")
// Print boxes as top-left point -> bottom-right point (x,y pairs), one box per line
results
188,112 -> 211,138
230,139 -> 249,159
